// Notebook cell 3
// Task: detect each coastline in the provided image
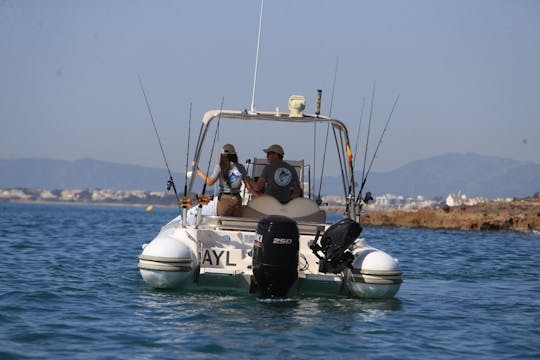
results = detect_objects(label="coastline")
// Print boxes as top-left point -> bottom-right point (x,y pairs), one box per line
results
0,199 -> 178,209
3,195 -> 539,232
360,197 -> 540,232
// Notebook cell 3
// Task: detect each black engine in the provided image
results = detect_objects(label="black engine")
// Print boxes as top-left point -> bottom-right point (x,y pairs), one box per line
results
252,215 -> 299,299
310,217 -> 362,274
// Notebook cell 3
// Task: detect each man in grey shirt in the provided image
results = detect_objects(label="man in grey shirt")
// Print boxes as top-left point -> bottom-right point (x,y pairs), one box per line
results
248,144 -> 302,203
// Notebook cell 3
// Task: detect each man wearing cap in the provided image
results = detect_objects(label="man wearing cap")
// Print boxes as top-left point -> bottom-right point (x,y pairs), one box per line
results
248,144 -> 302,203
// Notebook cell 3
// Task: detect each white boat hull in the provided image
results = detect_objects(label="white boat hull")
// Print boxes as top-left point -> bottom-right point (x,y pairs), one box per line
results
139,206 -> 402,299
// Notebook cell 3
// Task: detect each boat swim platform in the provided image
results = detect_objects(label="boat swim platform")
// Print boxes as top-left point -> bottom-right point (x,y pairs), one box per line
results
194,270 -> 346,297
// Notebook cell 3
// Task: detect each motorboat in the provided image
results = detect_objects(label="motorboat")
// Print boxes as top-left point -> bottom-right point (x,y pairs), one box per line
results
138,95 -> 403,299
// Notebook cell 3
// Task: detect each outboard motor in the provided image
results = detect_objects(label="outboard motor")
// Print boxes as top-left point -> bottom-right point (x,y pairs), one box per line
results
310,217 -> 362,274
252,215 -> 299,299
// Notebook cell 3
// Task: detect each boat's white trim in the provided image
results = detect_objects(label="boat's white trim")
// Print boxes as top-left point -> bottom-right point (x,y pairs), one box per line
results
353,269 -> 403,276
138,260 -> 192,272
139,254 -> 192,263
350,273 -> 403,285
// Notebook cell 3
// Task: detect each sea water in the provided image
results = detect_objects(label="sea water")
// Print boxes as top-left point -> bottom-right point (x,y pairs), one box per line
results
0,202 -> 539,359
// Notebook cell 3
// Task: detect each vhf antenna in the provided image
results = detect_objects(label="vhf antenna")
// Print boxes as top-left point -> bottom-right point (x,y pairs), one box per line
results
250,0 -> 264,113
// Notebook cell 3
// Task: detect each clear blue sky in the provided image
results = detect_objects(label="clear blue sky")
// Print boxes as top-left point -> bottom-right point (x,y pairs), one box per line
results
1,0 -> 539,172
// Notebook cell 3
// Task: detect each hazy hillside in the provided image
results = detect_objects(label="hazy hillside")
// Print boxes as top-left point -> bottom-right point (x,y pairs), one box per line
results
1,154 -> 539,198
0,158 -> 182,191
323,153 -> 540,199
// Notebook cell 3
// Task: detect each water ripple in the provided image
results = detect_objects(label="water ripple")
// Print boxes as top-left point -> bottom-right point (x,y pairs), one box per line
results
1,203 -> 539,359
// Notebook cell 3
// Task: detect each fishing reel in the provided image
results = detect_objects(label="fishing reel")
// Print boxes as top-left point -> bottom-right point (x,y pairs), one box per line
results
310,218 -> 362,274
196,194 -> 211,206
179,197 -> 193,208
356,191 -> 373,213
356,191 -> 373,205
363,191 -> 373,203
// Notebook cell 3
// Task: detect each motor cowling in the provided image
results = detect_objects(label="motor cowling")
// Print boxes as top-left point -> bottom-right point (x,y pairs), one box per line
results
252,215 -> 299,299
311,217 -> 362,274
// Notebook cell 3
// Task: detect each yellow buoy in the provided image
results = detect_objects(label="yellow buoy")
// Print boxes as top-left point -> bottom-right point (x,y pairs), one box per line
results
146,205 -> 154,212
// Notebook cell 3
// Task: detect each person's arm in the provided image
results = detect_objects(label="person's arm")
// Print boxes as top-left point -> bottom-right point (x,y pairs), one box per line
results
249,176 -> 266,192
194,163 -> 218,186
243,177 -> 262,197
250,164 -> 270,193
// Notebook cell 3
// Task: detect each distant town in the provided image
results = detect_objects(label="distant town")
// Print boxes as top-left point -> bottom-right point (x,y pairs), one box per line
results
0,188 -> 520,212
0,188 -> 175,207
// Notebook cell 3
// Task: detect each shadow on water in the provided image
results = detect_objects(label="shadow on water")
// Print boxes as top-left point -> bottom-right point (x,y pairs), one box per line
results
137,285 -> 403,316
134,286 -> 405,355
256,295 -> 402,312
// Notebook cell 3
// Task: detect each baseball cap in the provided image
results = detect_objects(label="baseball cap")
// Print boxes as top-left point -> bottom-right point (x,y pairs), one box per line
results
222,144 -> 236,154
263,144 -> 284,156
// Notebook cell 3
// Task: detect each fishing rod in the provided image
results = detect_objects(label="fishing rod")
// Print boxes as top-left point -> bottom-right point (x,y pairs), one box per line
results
332,125 -> 348,198
312,122 -> 316,201
353,97 -> 366,167
184,102 -> 192,198
361,82 -> 376,187
138,75 -> 181,212
307,164 -> 312,199
192,98 -> 224,228
312,89 -> 322,201
187,118 -> 205,199
357,94 -> 400,203
179,103 -> 194,220
200,97 -> 225,197
242,158 -> 252,200
316,57 -> 339,204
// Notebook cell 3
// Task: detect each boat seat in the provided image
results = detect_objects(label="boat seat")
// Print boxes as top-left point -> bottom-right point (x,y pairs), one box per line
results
251,158 -> 304,181
215,215 -> 325,235
239,195 -> 326,223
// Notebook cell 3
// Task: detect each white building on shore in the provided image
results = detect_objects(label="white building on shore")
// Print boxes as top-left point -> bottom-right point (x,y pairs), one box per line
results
445,193 -> 487,207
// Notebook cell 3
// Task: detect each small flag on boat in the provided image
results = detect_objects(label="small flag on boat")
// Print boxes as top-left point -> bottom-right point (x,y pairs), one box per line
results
346,143 -> 353,167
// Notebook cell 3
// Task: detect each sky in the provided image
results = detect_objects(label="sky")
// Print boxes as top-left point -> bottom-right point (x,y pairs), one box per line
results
1,0 -> 539,173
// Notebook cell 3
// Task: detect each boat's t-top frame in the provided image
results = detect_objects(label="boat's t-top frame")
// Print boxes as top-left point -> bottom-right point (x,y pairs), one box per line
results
188,108 -> 359,220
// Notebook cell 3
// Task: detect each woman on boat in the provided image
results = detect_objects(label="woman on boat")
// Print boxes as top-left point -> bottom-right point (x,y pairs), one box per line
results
194,144 -> 249,216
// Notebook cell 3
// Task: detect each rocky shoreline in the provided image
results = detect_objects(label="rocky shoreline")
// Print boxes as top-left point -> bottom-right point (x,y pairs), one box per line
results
361,198 -> 540,232
3,188 -> 539,232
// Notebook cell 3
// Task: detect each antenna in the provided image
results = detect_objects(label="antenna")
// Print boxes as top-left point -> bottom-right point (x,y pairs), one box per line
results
250,0 -> 264,113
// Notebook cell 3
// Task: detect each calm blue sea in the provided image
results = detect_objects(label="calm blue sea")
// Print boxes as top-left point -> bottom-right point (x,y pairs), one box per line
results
1,202 -> 539,359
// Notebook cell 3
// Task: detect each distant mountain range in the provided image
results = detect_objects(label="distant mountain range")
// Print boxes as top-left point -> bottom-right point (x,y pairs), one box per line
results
365,153 -> 540,199
0,158 -> 180,192
1,154 -> 539,199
